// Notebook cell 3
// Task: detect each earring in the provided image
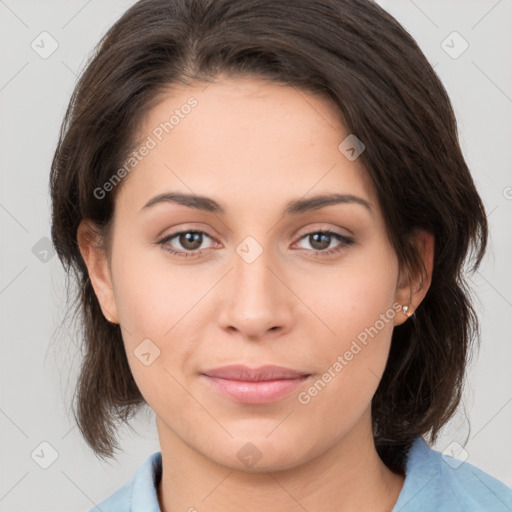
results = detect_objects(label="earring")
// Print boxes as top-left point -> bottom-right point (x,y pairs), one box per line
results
402,304 -> 416,318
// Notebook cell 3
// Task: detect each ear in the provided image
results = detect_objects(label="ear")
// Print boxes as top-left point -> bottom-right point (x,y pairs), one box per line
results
77,219 -> 119,324
394,230 -> 434,326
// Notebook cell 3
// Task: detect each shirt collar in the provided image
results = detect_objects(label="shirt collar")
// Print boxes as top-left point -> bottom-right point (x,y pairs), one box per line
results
131,450 -> 162,512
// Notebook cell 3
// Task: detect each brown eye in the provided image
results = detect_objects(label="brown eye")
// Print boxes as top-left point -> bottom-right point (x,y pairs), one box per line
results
177,232 -> 204,251
295,230 -> 354,256
158,230 -> 215,258
308,232 -> 331,250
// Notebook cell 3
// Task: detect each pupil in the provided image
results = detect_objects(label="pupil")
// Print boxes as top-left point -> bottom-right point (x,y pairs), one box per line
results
181,232 -> 202,250
311,233 -> 330,250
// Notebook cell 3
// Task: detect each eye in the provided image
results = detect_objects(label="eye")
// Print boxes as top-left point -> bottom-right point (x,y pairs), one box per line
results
157,230 -> 217,258
294,230 -> 354,256
156,228 -> 354,259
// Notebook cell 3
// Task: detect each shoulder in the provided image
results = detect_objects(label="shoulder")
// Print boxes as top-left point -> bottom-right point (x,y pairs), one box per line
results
87,451 -> 162,512
392,437 -> 512,512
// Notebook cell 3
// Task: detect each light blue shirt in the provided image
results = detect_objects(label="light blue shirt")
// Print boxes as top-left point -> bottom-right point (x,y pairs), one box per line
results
88,437 -> 512,511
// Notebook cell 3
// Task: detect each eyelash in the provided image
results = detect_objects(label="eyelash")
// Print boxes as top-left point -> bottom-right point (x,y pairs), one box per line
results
156,228 -> 354,259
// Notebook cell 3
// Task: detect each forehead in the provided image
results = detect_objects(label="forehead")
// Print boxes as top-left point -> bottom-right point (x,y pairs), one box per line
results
115,76 -> 376,217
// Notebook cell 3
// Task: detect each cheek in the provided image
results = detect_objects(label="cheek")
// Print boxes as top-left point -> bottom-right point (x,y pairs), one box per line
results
298,244 -> 399,402
307,243 -> 398,345
110,237 -> 209,337
109,238 -> 227,406
108,245 -> 182,377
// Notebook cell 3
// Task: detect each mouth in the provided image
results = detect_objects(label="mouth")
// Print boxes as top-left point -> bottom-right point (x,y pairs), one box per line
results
200,364 -> 312,404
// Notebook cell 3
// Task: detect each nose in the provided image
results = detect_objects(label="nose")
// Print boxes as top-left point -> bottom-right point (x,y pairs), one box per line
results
218,242 -> 294,340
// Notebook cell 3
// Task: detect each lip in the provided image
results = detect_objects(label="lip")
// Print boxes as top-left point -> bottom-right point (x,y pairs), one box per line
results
200,365 -> 311,404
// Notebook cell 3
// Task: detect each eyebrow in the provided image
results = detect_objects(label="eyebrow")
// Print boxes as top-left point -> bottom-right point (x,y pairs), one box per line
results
141,191 -> 372,216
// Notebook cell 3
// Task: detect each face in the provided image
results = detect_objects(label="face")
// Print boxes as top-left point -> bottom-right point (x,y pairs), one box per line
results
80,76 -> 431,472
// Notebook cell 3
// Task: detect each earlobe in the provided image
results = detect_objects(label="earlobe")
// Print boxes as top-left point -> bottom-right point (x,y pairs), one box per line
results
77,219 -> 119,324
394,230 -> 434,326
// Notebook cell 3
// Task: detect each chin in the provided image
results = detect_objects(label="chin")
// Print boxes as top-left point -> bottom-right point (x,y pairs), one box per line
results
201,432 -> 318,474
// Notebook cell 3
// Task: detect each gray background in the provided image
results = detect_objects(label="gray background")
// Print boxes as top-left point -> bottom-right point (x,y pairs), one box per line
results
1,0 -> 511,510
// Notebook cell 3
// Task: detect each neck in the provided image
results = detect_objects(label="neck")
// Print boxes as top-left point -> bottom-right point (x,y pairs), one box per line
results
156,411 -> 405,512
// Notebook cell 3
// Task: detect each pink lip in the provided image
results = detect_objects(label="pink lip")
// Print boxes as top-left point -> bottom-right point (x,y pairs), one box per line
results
200,365 -> 311,404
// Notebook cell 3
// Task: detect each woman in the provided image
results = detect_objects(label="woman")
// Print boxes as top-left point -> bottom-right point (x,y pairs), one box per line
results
50,0 -> 512,510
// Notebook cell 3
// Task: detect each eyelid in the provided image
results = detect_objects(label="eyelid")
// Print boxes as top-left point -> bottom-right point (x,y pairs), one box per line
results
155,222 -> 220,241
293,222 -> 353,239
157,222 -> 352,244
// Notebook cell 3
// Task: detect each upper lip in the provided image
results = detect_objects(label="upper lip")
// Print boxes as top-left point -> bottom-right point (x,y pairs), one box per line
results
201,364 -> 311,382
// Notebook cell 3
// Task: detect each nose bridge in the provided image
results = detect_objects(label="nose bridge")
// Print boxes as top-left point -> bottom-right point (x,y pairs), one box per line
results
235,237 -> 273,296
219,233 -> 291,336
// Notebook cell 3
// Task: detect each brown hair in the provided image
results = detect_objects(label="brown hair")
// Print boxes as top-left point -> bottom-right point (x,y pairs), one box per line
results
50,0 -> 487,472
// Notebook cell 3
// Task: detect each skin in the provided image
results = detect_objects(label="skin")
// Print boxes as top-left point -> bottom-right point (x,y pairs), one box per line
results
78,76 -> 434,512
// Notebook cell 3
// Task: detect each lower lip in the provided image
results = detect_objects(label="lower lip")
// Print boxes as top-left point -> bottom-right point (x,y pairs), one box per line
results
202,375 -> 310,404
